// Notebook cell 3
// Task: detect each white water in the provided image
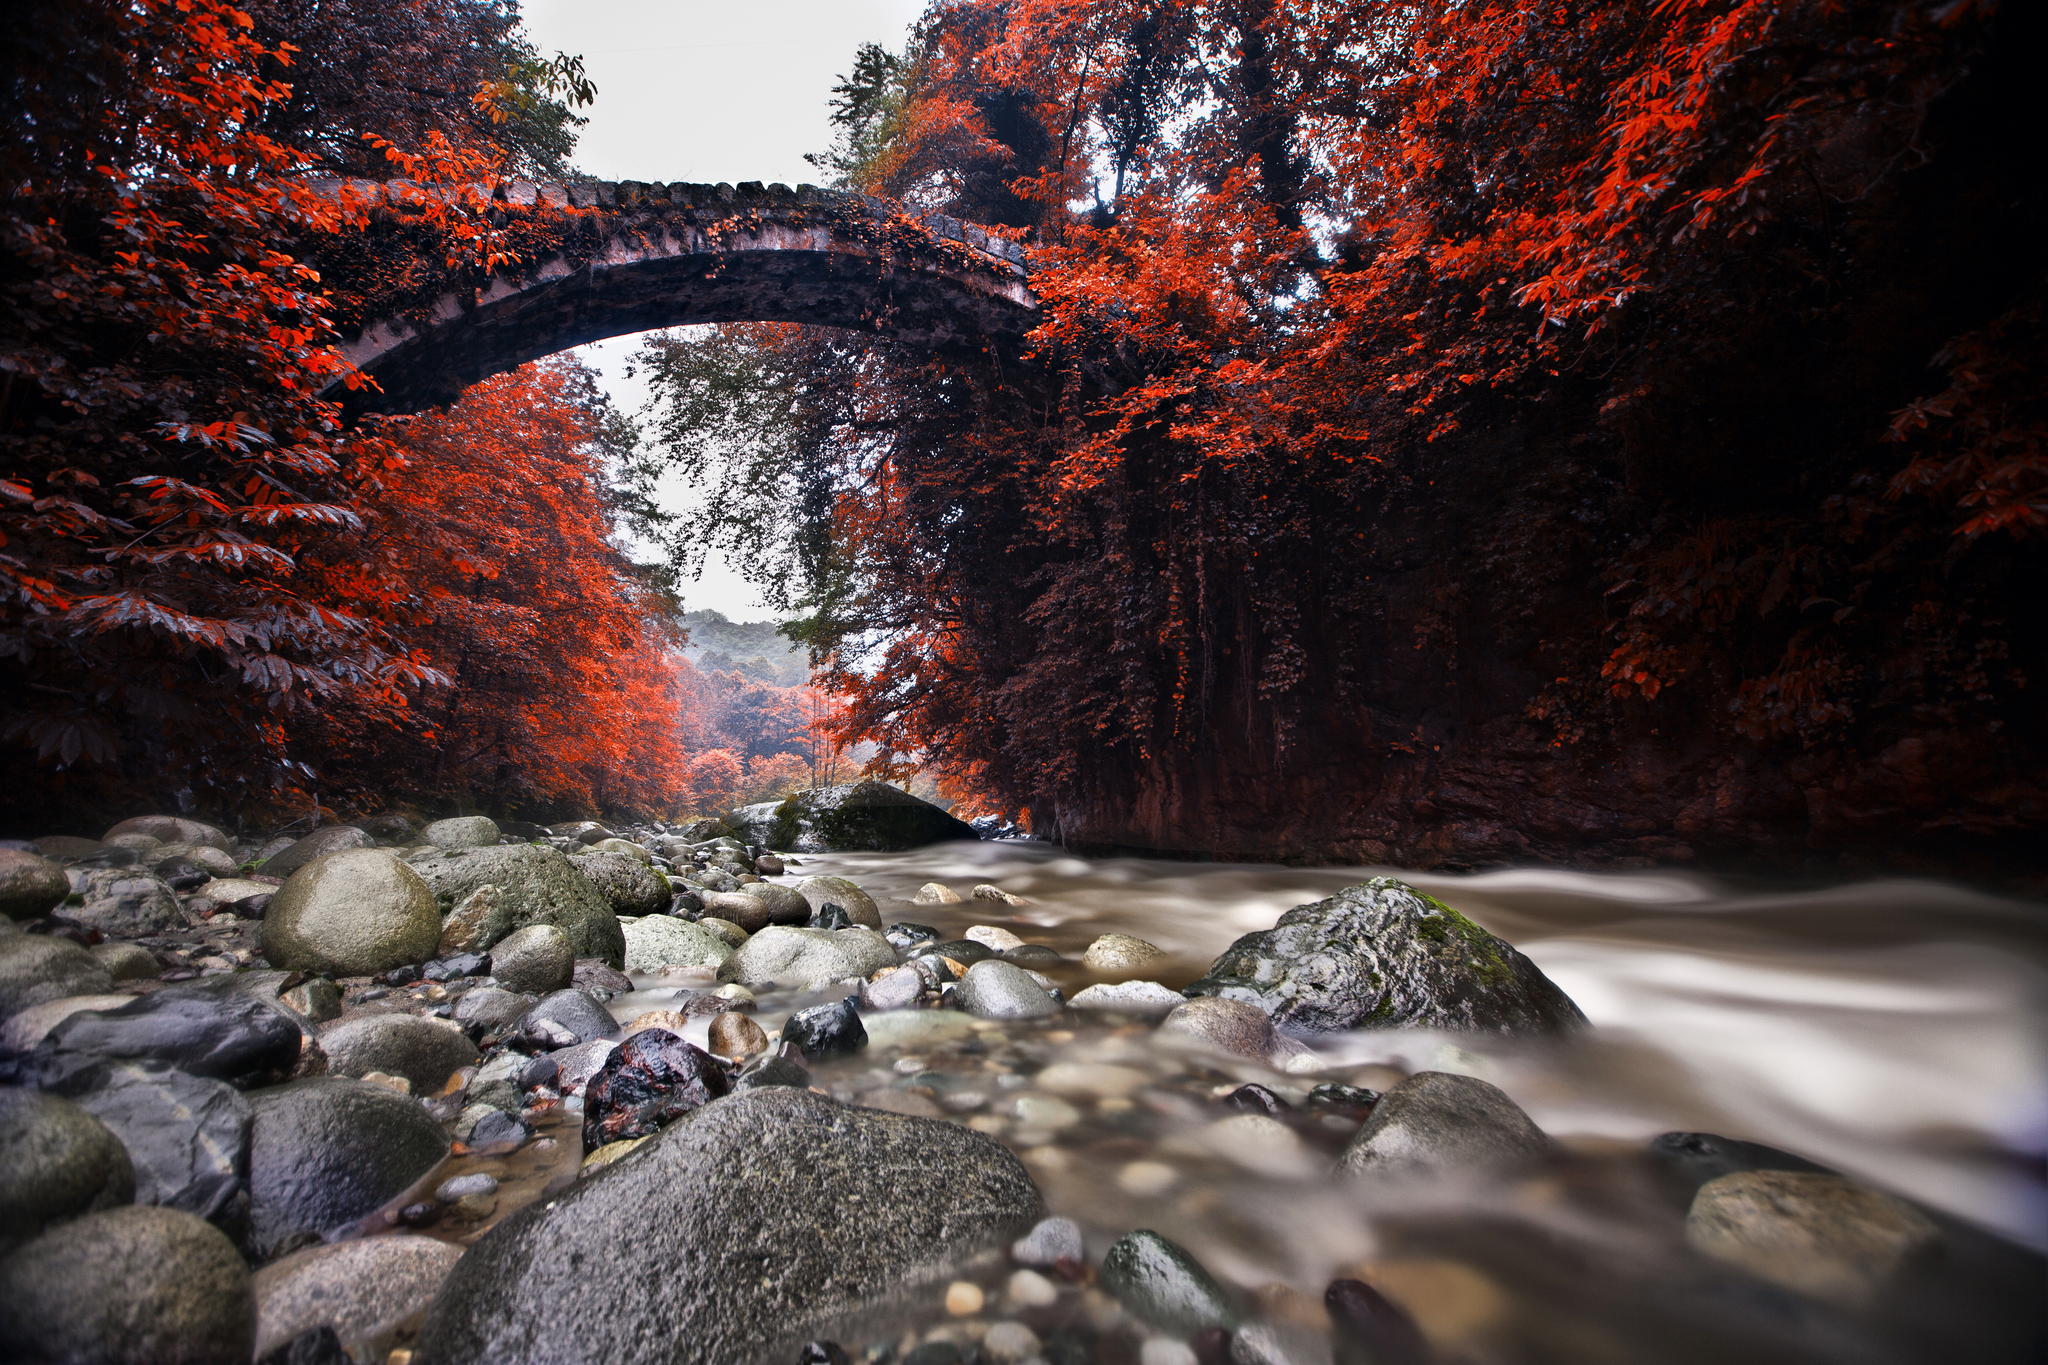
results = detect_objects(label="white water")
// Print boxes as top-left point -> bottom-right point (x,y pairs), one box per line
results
798,840 -> 2048,1250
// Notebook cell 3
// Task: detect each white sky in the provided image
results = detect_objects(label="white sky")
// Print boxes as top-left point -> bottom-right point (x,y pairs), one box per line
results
520,0 -> 929,618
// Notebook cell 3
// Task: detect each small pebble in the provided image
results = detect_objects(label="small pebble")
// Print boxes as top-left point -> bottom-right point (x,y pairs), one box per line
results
945,1281 -> 985,1316
1007,1269 -> 1059,1308
980,1321 -> 1041,1362
1118,1160 -> 1180,1197
1011,1215 -> 1084,1267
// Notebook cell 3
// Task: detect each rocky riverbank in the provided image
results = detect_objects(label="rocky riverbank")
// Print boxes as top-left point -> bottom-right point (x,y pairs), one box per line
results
0,806 -> 2039,1365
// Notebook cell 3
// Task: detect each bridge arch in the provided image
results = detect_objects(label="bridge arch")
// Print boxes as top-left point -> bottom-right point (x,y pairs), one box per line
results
318,178 -> 1038,414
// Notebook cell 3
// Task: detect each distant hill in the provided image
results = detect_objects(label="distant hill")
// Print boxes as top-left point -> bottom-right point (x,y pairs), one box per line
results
678,610 -> 810,686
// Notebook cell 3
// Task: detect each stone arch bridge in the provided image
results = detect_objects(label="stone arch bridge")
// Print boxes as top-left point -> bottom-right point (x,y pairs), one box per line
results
315,177 -> 1037,414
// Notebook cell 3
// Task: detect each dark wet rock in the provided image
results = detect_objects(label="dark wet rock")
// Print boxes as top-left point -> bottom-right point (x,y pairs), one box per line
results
1649,1131 -> 1835,1210
955,960 -> 1062,1019
1337,1071 -> 1550,1178
884,922 -> 940,951
568,850 -> 671,917
1099,1229 -> 1240,1334
247,1076 -> 449,1258
413,1087 -> 1040,1365
735,881 -> 812,925
263,850 -> 441,977
1011,1215 -> 1084,1269
105,815 -> 233,851
0,1088 -> 134,1249
0,991 -> 132,1052
422,952 -> 489,982
422,816 -> 501,849
1002,944 -> 1063,967
257,1325 -> 353,1365
0,1205 -> 254,1365
1306,1084 -> 1381,1120
1226,1083 -> 1291,1116
254,1233 -> 464,1361
795,876 -> 881,929
725,781 -> 980,853
721,925 -> 895,989
1158,997 -> 1278,1061
1686,1170 -> 1942,1308
1068,980 -> 1185,1017
489,923 -> 577,993
319,1013 -> 479,1093
706,1011 -> 769,1061
0,849 -> 70,920
58,866 -> 184,936
408,845 -> 624,966
918,938 -> 993,966
1325,1279 -> 1431,1365
619,916 -> 732,974
37,985 -> 302,1088
1186,877 -> 1586,1036
809,903 -> 853,930
733,1045 -> 811,1091
581,1028 -> 730,1149
516,989 -> 619,1047
376,963 -> 424,987
260,826 -> 374,879
57,1060 -> 252,1225
798,1342 -> 851,1365
782,997 -> 867,1060
465,1108 -> 529,1150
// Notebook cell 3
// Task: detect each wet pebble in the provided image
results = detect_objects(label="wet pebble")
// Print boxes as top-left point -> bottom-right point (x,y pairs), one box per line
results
782,997 -> 867,1060
1012,1216 -> 1084,1268
955,960 -> 1062,1019
1100,1229 -> 1239,1334
707,1010 -> 769,1061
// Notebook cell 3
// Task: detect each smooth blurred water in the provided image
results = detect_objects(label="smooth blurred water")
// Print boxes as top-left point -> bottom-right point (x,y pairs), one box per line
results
798,840 -> 2048,1250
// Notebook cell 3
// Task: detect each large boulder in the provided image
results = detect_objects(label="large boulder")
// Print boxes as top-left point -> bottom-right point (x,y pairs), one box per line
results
246,1077 -> 449,1258
0,1089 -> 134,1249
103,816 -> 233,852
262,849 -> 441,977
413,1088 -> 1041,1365
568,850 -> 671,917
0,849 -> 69,920
258,826 -> 374,878
620,917 -> 735,974
0,934 -> 113,1019
253,1234 -> 465,1361
725,782 -> 978,853
1184,876 -> 1586,1035
0,1205 -> 254,1365
793,875 -> 881,929
423,816 -> 501,850
718,925 -> 895,989
58,867 -> 184,937
408,845 -> 624,967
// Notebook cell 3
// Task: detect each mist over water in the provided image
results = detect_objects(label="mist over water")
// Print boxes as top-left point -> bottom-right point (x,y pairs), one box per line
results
800,840 -> 2048,1249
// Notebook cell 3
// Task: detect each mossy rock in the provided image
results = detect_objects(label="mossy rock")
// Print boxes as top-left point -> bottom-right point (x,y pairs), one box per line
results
1184,876 -> 1586,1036
725,782 -> 977,853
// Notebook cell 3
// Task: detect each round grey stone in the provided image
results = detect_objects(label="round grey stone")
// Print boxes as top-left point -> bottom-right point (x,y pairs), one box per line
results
412,1087 -> 1040,1365
318,1014 -> 479,1093
247,1077 -> 449,1257
0,934 -> 113,1020
262,849 -> 441,977
569,850 -> 671,916
955,960 -> 1063,1019
0,1088 -> 134,1247
1010,1215 -> 1084,1268
0,1205 -> 253,1365
253,1233 -> 464,1360
489,922 -> 576,993
620,917 -> 734,974
1157,997 -> 1276,1061
1098,1229 -> 1239,1334
516,989 -> 619,1047
0,849 -> 69,920
718,925 -> 895,989
1336,1070 -> 1550,1178
422,816 -> 501,849
794,876 -> 881,928
91,941 -> 160,981
1068,980 -> 1186,1017
59,867 -> 183,936
1082,932 -> 1167,974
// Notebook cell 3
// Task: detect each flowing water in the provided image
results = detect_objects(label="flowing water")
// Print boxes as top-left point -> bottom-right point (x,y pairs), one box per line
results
600,840 -> 2047,1364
